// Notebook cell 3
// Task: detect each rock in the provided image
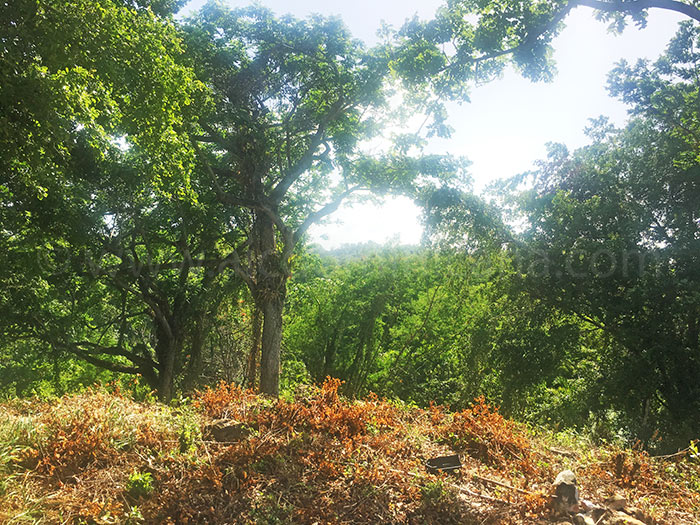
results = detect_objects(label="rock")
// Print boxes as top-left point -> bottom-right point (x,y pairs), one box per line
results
604,494 -> 627,511
579,500 -> 606,517
606,511 -> 648,525
552,470 -> 579,515
590,507 -> 608,523
579,499 -> 596,512
554,470 -> 577,487
573,513 -> 595,525
204,419 -> 251,442
623,507 -> 650,523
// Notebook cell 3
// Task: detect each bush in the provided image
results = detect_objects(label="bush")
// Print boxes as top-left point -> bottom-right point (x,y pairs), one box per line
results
126,471 -> 154,499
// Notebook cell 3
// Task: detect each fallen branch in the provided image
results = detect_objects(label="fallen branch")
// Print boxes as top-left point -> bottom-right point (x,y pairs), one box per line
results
386,467 -> 516,506
651,448 -> 688,460
457,484 -> 511,505
547,446 -> 576,457
472,473 -> 535,496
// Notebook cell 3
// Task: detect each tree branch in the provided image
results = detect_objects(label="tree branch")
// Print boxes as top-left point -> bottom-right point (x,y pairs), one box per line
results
442,3 -> 574,73
68,341 -> 158,371
293,186 -> 364,244
57,343 -> 142,375
269,100 -> 348,204
574,0 -> 700,22
269,127 -> 327,203
214,248 -> 256,289
445,0 -> 699,78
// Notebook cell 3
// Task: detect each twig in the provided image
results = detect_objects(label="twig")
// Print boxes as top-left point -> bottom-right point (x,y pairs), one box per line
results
385,467 -> 515,506
202,437 -> 212,464
162,438 -> 248,446
471,473 -> 535,496
458,485 -> 511,505
651,448 -> 688,460
547,447 -> 576,457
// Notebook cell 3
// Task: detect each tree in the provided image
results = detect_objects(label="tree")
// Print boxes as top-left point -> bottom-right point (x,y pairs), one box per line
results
285,246 -> 435,396
0,0 -> 221,401
394,0 -> 700,107
441,0 -> 700,71
183,3 -> 472,396
11,0 -> 694,400
511,24 -> 700,445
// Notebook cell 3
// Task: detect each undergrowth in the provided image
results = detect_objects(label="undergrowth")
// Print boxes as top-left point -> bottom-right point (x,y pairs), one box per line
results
0,380 -> 697,524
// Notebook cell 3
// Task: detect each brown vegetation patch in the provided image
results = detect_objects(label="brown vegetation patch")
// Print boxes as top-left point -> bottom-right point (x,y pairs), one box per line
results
0,382 -> 698,524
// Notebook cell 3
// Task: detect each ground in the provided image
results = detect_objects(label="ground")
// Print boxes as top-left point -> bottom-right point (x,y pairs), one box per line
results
0,379 -> 698,524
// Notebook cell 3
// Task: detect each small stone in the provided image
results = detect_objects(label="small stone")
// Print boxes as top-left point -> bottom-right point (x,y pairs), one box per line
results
604,494 -> 627,511
606,511 -> 647,525
204,419 -> 251,442
623,507 -> 648,522
573,513 -> 595,525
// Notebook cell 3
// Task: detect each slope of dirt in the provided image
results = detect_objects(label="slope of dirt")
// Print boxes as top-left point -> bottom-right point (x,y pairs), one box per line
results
0,380 -> 698,524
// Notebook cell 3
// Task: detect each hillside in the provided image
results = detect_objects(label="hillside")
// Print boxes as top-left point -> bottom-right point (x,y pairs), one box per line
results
1,381 -> 698,524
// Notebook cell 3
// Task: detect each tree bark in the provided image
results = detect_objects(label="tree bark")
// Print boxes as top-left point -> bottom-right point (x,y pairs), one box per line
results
247,306 -> 262,390
157,343 -> 176,403
154,321 -> 180,403
183,312 -> 207,392
259,293 -> 285,396
249,210 -> 290,398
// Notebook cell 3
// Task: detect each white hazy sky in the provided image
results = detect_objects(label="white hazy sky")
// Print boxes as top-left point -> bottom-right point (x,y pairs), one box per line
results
181,0 -> 685,248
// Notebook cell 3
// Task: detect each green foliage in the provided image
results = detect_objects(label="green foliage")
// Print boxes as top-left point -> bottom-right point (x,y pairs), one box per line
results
126,471 -> 154,499
0,0 -> 225,402
176,406 -> 202,454
2,0 -> 700,451
421,479 -> 451,505
509,24 -> 700,448
285,245 -> 585,422
0,412 -> 38,487
123,505 -> 146,524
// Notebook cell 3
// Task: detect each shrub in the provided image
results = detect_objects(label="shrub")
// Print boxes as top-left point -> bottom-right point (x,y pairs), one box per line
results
443,397 -> 537,475
192,381 -> 255,419
126,471 -> 154,499
176,407 -> 202,454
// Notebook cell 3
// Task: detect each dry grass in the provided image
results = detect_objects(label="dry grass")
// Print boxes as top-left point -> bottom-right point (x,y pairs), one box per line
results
0,380 -> 698,524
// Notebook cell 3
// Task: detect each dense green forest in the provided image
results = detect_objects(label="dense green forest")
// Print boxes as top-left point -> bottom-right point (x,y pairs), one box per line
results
2,0 -> 699,456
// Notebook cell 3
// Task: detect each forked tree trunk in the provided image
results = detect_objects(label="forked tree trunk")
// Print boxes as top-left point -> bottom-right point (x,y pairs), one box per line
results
259,293 -> 285,397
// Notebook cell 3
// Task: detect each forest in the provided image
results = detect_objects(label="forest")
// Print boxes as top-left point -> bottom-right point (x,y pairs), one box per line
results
1,0 -> 699,522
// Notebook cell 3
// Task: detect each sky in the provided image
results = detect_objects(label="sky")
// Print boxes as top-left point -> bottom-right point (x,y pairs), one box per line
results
181,0 -> 685,248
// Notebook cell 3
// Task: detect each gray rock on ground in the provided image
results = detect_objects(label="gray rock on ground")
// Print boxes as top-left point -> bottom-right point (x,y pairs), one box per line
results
604,494 -> 627,511
204,419 -> 252,442
552,470 -> 580,515
573,513 -> 596,525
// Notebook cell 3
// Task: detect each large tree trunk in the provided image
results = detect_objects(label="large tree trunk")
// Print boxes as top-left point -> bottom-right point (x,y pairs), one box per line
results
183,312 -> 207,392
157,343 -> 176,402
246,306 -> 262,390
154,320 -> 180,403
250,210 -> 290,397
259,293 -> 284,396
